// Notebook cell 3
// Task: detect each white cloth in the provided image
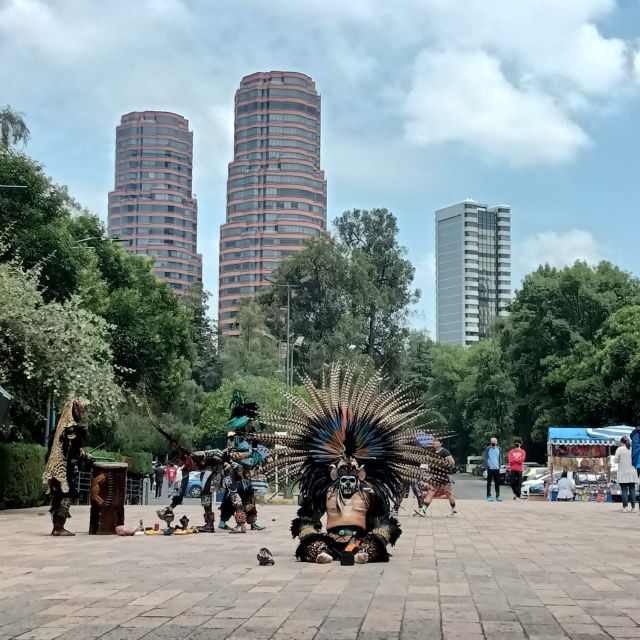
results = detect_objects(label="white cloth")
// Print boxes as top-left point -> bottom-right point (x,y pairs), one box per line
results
556,477 -> 575,500
614,445 -> 636,484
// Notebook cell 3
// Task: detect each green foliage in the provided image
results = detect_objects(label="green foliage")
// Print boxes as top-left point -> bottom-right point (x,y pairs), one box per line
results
87,449 -> 123,462
196,375 -> 307,445
1,147 -> 201,443
122,450 -> 153,476
258,208 -> 416,382
0,443 -> 46,509
499,261 -> 640,443
0,251 -> 124,435
0,106 -> 30,148
219,301 -> 279,379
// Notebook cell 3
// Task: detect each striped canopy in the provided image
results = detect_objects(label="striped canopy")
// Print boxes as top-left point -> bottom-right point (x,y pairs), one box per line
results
548,427 -> 610,445
586,426 -> 633,443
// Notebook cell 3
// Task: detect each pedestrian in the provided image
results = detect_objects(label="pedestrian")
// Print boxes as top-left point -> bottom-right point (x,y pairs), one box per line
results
484,437 -> 503,502
556,471 -> 575,501
630,421 -> 640,479
165,463 -> 177,495
415,437 -> 457,516
614,436 -> 636,512
153,461 -> 165,498
507,440 -> 526,500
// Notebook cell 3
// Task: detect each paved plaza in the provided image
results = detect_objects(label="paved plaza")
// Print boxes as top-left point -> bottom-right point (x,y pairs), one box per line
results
1,498 -> 639,640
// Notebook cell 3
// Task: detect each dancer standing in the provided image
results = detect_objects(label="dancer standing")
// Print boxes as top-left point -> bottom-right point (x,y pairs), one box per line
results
415,437 -> 457,516
42,397 -> 91,536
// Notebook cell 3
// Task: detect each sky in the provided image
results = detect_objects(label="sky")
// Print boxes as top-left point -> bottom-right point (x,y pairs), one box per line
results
2,0 -> 640,333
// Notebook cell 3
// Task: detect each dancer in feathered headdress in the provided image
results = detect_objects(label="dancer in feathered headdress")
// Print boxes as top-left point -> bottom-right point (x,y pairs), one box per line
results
258,364 -> 450,564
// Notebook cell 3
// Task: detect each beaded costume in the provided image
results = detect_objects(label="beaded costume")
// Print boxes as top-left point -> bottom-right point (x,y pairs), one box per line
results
259,365 -> 448,564
218,393 -> 265,533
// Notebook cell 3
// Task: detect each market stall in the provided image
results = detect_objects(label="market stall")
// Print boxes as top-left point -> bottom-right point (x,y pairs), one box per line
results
546,427 -> 629,502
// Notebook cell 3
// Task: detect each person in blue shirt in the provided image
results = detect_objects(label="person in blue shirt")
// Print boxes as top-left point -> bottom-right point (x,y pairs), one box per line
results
630,423 -> 640,477
483,437 -> 503,502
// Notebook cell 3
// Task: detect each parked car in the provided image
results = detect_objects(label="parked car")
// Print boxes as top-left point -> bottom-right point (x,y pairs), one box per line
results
609,471 -> 640,502
482,464 -> 508,483
466,456 -> 484,474
185,470 -> 211,498
521,471 -> 563,497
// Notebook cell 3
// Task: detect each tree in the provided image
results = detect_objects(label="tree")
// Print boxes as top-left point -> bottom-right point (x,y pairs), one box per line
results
195,375 -> 307,446
335,208 -> 419,378
180,284 -> 222,391
219,300 -> 279,379
499,261 -> 640,443
0,249 -> 123,442
458,342 -> 517,450
259,237 -> 371,381
0,106 -> 30,148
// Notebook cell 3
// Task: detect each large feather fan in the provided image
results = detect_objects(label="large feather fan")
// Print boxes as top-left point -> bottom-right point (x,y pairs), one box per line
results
258,364 -> 450,512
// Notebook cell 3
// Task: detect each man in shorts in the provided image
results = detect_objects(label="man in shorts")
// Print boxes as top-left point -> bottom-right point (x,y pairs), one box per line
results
415,437 -> 457,516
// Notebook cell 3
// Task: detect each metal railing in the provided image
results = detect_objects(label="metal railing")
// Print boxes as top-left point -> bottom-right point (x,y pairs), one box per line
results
73,471 -> 149,505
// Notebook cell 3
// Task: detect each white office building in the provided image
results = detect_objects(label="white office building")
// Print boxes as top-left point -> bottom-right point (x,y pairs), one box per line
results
436,200 -> 511,346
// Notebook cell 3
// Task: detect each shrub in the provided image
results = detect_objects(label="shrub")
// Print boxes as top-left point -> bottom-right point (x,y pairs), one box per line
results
122,450 -> 153,477
0,443 -> 47,509
87,449 -> 123,463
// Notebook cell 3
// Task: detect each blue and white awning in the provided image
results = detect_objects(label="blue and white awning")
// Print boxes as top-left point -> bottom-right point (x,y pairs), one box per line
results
586,426 -> 633,443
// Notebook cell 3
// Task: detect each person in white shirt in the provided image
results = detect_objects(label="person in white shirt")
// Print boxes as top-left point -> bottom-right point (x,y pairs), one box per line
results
614,436 -> 636,512
556,471 -> 575,501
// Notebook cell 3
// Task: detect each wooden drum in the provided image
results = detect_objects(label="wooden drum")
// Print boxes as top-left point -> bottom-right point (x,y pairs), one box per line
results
89,462 -> 127,535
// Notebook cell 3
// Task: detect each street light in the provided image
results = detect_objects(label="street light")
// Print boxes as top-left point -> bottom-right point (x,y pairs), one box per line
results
0,184 -> 28,189
264,274 -> 312,395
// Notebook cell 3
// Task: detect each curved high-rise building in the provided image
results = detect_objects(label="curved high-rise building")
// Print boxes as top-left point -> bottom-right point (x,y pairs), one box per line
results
107,110 -> 201,294
219,71 -> 327,335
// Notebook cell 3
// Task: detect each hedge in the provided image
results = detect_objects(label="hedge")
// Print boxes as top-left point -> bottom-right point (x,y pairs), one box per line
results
122,450 -> 152,477
0,443 -> 47,509
87,448 -> 123,463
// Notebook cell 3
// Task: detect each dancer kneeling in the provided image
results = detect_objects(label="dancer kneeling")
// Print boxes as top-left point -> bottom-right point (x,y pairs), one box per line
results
259,364 -> 449,564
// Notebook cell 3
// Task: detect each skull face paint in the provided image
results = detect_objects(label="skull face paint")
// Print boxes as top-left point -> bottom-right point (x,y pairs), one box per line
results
339,475 -> 357,499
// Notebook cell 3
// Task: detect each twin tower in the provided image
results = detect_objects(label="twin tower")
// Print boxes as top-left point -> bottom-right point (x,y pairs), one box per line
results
107,71 -> 327,335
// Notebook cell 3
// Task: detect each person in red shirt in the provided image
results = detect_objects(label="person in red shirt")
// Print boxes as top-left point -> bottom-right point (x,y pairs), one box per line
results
165,463 -> 178,495
507,441 -> 526,499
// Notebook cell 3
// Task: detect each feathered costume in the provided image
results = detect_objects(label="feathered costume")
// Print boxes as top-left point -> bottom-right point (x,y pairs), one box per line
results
218,391 -> 265,533
259,365 -> 449,564
42,397 -> 91,536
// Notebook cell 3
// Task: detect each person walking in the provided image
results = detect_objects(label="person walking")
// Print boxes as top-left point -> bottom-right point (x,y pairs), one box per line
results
484,437 -> 502,502
507,441 -> 526,499
153,461 -> 165,498
630,422 -> 640,479
614,436 -> 636,512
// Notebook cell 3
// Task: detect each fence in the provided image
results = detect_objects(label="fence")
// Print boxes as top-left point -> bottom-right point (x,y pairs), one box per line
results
74,471 -> 149,505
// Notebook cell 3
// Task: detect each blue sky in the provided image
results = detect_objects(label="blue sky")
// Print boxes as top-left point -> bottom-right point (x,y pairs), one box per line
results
2,0 -> 640,333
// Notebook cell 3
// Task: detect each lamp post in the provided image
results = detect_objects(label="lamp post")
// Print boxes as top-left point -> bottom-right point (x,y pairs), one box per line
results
265,274 -> 311,395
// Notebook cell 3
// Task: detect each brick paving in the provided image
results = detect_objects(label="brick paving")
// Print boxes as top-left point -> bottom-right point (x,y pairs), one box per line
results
1,499 -> 639,639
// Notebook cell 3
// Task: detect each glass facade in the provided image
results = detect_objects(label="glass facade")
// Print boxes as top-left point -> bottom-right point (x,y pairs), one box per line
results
107,111 -> 202,293
436,202 -> 511,346
218,72 -> 327,335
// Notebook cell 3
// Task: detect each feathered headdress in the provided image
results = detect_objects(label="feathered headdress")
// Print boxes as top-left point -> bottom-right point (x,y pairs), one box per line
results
258,364 -> 449,512
227,390 -> 259,433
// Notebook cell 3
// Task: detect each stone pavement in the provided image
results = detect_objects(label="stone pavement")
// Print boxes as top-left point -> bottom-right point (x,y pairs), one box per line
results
1,499 -> 639,640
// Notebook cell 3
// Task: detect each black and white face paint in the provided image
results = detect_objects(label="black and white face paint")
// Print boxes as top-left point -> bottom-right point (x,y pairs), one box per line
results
339,475 -> 357,499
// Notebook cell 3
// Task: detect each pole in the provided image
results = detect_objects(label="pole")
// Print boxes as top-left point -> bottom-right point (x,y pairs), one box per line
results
44,394 -> 51,447
286,285 -> 291,397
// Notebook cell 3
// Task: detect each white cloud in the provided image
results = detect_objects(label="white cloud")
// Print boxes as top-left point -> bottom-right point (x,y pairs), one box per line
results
517,229 -> 604,270
0,0 -> 636,298
404,50 -> 589,166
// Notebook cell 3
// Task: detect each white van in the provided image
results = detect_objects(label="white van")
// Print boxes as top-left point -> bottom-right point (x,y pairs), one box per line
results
466,456 -> 483,474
